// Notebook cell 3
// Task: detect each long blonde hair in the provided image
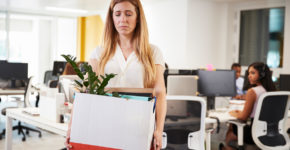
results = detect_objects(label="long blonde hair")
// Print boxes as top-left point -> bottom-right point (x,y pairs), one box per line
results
98,0 -> 156,88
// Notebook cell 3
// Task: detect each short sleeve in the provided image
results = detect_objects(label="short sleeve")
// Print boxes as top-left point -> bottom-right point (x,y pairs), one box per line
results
90,46 -> 104,61
151,44 -> 165,68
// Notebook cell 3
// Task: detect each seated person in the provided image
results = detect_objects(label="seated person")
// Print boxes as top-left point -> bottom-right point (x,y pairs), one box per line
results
231,63 -> 246,99
62,61 -> 85,75
221,62 -> 276,150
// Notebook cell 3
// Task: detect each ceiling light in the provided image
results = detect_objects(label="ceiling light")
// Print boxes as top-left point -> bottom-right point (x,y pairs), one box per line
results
45,6 -> 88,14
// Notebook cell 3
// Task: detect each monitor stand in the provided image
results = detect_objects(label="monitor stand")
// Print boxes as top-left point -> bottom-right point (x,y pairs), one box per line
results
10,79 -> 16,89
206,96 -> 216,110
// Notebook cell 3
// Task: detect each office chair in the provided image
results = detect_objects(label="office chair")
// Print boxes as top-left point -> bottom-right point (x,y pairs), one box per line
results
43,70 -> 58,87
163,96 -> 206,150
0,77 -> 42,141
228,91 -> 290,150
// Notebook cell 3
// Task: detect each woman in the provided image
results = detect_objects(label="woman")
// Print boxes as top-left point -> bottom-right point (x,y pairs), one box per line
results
222,62 -> 276,150
65,0 -> 166,149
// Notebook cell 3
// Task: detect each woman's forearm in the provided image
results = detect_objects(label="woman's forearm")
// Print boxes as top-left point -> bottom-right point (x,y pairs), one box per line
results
155,92 -> 166,132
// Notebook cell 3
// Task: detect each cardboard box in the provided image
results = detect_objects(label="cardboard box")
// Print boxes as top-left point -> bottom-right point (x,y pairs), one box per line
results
39,88 -> 65,123
70,91 -> 155,150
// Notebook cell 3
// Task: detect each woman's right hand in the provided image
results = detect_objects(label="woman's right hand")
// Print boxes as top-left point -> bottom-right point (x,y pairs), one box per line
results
65,136 -> 72,149
65,128 -> 72,149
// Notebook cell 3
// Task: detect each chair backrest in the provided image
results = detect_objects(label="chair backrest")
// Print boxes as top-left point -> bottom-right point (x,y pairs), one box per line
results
252,91 -> 290,150
43,70 -> 58,85
167,75 -> 198,96
24,76 -> 34,107
165,96 -> 206,150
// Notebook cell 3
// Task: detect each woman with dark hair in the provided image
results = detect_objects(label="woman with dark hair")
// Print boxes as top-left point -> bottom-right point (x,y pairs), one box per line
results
221,62 -> 276,150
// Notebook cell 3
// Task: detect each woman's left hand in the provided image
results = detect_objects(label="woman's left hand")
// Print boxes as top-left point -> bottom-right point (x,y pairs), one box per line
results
153,130 -> 163,150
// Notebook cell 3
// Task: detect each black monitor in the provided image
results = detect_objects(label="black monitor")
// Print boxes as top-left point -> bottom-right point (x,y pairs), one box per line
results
52,61 -> 66,76
197,70 -> 236,110
0,62 -> 28,88
0,60 -> 7,63
279,74 -> 290,91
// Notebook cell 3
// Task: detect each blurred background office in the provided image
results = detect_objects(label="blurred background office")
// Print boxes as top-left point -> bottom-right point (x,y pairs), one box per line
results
1,0 -> 290,150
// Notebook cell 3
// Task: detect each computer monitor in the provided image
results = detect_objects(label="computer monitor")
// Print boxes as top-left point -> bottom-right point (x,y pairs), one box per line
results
52,61 -> 66,76
164,69 -> 197,88
197,69 -> 236,110
279,74 -> 290,91
0,62 -> 28,88
0,60 -> 7,63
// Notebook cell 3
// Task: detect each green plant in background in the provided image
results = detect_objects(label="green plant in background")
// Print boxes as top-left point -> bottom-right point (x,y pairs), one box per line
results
61,54 -> 116,95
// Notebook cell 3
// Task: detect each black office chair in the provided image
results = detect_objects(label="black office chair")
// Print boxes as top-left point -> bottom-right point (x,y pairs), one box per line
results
44,70 -> 58,86
0,77 -> 42,141
228,91 -> 290,150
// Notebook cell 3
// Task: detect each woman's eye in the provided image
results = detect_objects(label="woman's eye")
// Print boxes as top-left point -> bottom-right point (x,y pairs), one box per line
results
114,12 -> 121,16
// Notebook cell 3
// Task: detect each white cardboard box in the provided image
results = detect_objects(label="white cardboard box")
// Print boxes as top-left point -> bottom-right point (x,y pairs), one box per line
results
39,88 -> 65,123
70,93 -> 155,150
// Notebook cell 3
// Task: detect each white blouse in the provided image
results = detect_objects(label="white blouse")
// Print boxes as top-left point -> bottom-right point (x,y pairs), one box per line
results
250,85 -> 266,118
90,44 -> 165,88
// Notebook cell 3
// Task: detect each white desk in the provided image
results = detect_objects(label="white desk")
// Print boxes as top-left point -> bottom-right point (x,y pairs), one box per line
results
208,107 -> 290,123
5,108 -> 68,150
208,109 -> 236,123
0,88 -> 25,95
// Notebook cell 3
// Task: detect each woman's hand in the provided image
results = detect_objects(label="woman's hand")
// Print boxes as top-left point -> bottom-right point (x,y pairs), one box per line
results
229,110 -> 241,118
65,136 -> 72,149
65,129 -> 72,149
153,130 -> 163,150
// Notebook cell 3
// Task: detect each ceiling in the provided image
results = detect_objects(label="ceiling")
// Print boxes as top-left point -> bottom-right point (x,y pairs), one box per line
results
0,0 -> 259,17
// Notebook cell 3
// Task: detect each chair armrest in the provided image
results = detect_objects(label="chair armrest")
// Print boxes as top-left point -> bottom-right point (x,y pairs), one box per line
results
162,132 -> 167,149
227,119 -> 246,147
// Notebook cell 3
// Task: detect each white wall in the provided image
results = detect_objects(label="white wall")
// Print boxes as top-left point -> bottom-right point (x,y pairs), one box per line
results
144,0 -> 229,69
186,0 -> 228,69
38,19 -> 52,83
144,0 -> 188,69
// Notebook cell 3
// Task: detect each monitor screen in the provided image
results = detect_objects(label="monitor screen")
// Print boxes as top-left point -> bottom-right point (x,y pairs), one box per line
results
52,61 -> 66,76
197,70 -> 236,97
279,74 -> 290,91
0,63 -> 28,80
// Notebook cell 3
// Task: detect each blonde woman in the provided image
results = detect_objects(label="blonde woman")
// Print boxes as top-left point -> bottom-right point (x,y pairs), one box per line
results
65,0 -> 166,149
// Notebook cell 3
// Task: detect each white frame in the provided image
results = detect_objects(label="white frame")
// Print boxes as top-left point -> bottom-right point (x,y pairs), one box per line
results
166,95 -> 206,150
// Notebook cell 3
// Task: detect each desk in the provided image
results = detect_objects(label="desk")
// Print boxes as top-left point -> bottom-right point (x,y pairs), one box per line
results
208,109 -> 235,123
208,107 -> 290,123
5,108 -> 68,150
0,88 -> 25,95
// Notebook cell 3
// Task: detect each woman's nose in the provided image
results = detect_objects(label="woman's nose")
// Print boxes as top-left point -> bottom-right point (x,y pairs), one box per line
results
120,15 -> 127,22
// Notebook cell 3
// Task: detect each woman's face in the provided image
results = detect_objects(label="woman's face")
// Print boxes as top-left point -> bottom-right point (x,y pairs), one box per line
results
248,66 -> 260,85
113,1 -> 137,37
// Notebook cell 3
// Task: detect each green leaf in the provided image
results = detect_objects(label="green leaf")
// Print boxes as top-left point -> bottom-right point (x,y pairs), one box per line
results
61,54 -> 84,80
74,80 -> 83,88
61,54 -> 117,96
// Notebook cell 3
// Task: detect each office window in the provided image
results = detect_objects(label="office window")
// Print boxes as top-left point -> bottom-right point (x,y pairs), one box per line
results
8,15 -> 35,62
0,13 -> 77,83
0,12 -> 7,60
239,7 -> 285,68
